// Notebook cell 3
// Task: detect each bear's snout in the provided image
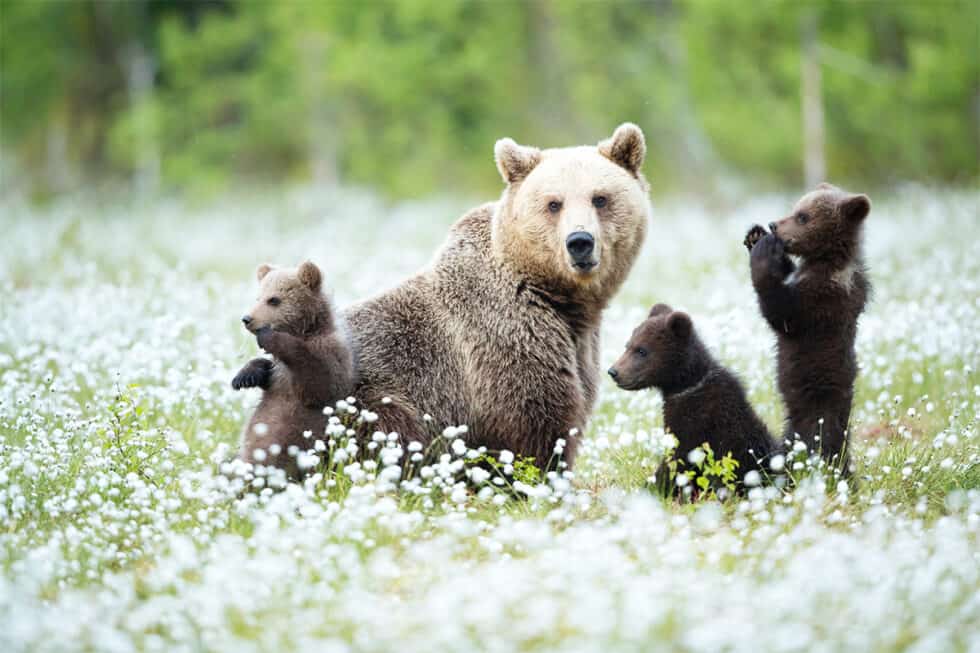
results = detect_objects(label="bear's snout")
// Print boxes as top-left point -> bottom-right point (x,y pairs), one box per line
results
566,231 -> 596,268
769,221 -> 779,234
242,315 -> 253,326
607,367 -> 619,379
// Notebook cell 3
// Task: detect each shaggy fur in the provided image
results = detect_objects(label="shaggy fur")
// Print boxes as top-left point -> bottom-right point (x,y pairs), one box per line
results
744,183 -> 871,472
343,124 -> 651,469
233,261 -> 355,478
608,304 -> 779,491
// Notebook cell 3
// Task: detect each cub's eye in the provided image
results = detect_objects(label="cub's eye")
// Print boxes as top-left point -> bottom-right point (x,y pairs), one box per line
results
635,347 -> 648,358
267,297 -> 281,307
547,200 -> 562,214
592,195 -> 608,209
796,212 -> 809,225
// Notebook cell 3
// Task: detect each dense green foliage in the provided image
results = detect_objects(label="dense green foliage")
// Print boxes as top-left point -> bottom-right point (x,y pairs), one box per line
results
2,0 -> 977,197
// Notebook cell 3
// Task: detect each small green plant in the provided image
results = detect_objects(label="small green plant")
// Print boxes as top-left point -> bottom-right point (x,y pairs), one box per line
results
99,384 -> 168,483
659,443 -> 740,501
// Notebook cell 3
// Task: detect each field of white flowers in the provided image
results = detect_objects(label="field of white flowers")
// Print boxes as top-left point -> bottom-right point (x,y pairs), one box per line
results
1,186 -> 978,652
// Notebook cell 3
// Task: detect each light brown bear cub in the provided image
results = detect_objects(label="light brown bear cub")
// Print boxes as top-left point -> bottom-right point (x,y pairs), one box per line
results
232,261 -> 355,479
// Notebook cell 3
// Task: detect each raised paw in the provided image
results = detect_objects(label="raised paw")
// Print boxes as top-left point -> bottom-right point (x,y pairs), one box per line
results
744,224 -> 768,252
255,326 -> 277,352
750,233 -> 788,279
231,358 -> 274,390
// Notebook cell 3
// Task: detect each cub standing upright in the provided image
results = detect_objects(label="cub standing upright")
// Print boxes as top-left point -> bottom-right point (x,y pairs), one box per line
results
744,184 -> 872,474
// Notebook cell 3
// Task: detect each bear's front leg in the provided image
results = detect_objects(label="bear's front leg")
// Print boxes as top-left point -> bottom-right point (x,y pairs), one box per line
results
750,233 -> 794,285
750,234 -> 801,335
256,327 -> 309,367
231,357 -> 274,390
743,224 -> 768,253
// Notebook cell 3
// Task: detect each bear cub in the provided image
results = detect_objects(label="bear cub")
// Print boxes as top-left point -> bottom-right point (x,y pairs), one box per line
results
232,261 -> 355,479
744,183 -> 871,473
608,304 -> 779,492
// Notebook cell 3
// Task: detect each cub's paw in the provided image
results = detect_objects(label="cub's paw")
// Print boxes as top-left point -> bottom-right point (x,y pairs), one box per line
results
231,358 -> 273,390
255,326 -> 277,352
750,233 -> 788,278
744,224 -> 768,252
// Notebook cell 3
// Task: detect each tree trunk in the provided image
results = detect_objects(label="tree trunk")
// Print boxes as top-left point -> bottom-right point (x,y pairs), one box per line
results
801,11 -> 826,188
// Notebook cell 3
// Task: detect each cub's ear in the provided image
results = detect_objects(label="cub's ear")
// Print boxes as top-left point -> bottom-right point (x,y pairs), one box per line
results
816,182 -> 839,191
598,122 -> 646,175
297,260 -> 322,291
494,137 -> 542,185
840,193 -> 871,223
256,263 -> 273,282
649,303 -> 672,318
667,311 -> 692,339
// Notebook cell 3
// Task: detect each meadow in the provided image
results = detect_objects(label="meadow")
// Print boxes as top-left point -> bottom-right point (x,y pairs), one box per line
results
1,186 -> 978,652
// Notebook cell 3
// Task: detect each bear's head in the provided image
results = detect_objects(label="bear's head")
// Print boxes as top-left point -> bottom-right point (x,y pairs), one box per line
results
769,183 -> 871,263
492,123 -> 650,300
242,261 -> 331,336
608,303 -> 705,393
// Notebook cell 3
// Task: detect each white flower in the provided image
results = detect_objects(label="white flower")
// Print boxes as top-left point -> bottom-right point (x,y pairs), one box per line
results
687,448 -> 706,465
499,450 -> 514,464
769,455 -> 785,472
451,439 -> 467,456
743,470 -> 762,487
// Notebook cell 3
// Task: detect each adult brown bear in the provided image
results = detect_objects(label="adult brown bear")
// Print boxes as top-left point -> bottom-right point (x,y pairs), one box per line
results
344,124 -> 651,469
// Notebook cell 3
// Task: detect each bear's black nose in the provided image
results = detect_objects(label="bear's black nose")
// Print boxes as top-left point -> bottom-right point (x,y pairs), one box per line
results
566,231 -> 595,263
768,222 -> 778,234
242,315 -> 252,325
607,367 -> 618,379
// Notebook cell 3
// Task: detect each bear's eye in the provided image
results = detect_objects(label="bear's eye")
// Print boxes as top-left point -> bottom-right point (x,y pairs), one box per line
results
592,195 -> 608,209
267,297 -> 281,307
547,200 -> 562,214
635,347 -> 648,358
796,212 -> 809,225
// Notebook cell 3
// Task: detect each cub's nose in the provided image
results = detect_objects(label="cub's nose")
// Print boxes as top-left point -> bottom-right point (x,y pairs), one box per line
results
566,231 -> 595,263
241,315 -> 252,326
768,222 -> 778,233
607,367 -> 618,379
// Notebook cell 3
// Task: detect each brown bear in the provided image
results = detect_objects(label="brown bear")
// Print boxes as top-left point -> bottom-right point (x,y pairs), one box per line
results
232,261 -> 355,478
743,183 -> 871,473
608,303 -> 779,492
342,124 -> 651,469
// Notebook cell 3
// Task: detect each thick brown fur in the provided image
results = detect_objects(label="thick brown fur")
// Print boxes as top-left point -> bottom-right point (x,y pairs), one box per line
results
232,261 -> 355,478
609,304 -> 779,491
343,124 -> 651,469
744,183 -> 871,472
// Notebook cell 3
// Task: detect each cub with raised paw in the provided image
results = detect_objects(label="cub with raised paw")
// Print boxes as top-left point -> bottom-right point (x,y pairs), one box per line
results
232,261 -> 355,479
608,304 -> 780,494
744,183 -> 872,474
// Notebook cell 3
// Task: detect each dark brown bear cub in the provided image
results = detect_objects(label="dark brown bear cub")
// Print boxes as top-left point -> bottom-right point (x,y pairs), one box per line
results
608,304 -> 779,492
232,261 -> 355,479
744,183 -> 871,473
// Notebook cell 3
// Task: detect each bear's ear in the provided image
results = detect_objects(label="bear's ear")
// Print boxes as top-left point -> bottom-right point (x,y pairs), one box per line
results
649,303 -> 672,318
494,138 -> 542,185
816,182 -> 839,192
667,311 -> 692,340
256,263 -> 273,282
297,260 -> 322,291
598,122 -> 646,175
840,193 -> 871,223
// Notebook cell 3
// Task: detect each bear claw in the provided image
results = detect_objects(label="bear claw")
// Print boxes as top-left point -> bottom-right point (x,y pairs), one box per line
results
231,358 -> 273,390
744,225 -> 768,252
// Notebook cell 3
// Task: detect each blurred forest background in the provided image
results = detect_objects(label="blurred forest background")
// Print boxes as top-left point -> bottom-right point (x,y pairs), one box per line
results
1,0 -> 977,201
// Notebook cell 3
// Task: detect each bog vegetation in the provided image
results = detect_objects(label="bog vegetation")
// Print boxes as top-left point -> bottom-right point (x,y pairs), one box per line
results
1,187 -> 977,651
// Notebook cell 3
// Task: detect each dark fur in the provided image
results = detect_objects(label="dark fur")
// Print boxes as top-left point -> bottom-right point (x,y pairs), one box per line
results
609,304 -> 779,491
233,262 -> 355,479
745,184 -> 871,472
